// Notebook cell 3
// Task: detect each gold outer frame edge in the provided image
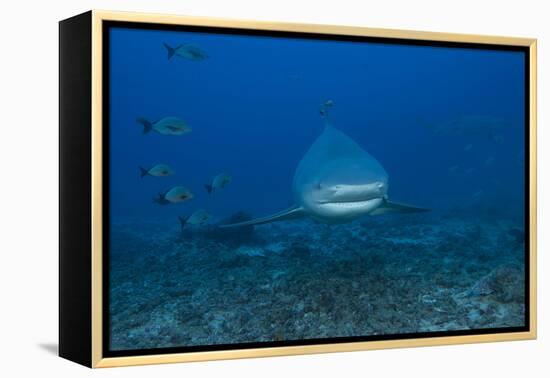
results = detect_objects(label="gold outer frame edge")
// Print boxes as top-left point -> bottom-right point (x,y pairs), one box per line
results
528,41 -> 537,339
90,9 -> 537,368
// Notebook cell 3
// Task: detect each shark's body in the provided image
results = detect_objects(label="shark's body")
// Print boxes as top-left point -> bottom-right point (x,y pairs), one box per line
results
222,121 -> 427,228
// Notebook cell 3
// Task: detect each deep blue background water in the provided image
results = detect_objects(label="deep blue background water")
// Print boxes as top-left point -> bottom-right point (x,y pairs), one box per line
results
108,27 -> 525,224
107,26 -> 527,351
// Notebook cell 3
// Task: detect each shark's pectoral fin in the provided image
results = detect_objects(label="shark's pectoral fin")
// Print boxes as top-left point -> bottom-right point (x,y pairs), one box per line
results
370,199 -> 430,216
219,206 -> 305,228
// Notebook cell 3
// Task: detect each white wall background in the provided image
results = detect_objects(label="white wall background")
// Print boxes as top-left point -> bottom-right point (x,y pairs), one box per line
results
0,0 -> 547,376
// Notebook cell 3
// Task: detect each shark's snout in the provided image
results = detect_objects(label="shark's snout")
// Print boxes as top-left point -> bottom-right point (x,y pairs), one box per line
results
317,181 -> 387,204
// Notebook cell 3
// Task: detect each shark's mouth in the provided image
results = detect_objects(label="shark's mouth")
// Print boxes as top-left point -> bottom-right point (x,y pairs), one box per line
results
317,197 -> 383,205
317,198 -> 384,211
309,197 -> 385,223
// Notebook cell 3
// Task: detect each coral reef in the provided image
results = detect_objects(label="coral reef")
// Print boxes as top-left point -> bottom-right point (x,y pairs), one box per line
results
109,212 -> 526,351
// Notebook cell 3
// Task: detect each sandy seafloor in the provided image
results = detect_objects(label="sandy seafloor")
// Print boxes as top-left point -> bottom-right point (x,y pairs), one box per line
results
108,211 -> 525,351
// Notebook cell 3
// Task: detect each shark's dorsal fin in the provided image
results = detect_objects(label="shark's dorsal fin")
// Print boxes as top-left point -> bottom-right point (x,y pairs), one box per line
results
219,206 -> 305,228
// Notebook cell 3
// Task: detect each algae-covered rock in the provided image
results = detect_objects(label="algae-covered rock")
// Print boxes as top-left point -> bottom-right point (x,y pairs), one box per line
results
466,264 -> 524,303
203,211 -> 257,246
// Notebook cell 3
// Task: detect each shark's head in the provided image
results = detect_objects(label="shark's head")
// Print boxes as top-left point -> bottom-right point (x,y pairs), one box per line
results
295,156 -> 388,224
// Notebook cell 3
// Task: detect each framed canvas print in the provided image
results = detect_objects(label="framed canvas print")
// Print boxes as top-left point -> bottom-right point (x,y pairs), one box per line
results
59,10 -> 537,368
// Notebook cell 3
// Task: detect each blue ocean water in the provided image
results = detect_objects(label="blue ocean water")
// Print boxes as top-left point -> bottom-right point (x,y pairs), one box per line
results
108,26 -> 526,351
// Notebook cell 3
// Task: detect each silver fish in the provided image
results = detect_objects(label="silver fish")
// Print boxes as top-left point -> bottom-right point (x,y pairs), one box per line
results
140,164 -> 175,178
164,186 -> 193,203
137,117 -> 191,136
205,173 -> 232,194
179,210 -> 212,228
163,43 -> 208,61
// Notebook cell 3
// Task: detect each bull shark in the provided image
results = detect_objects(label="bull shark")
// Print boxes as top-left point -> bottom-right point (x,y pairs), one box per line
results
221,109 -> 428,228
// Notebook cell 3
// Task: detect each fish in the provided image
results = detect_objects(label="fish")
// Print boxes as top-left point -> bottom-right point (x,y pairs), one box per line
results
164,186 -> 194,203
491,134 -> 504,143
205,173 -> 232,194
286,73 -> 302,81
473,190 -> 484,197
136,117 -> 191,136
424,115 -> 508,138
178,210 -> 212,230
323,99 -> 334,108
319,99 -> 334,118
163,43 -> 208,61
448,165 -> 460,173
139,164 -> 175,178
464,144 -> 473,152
221,108 -> 428,227
484,156 -> 495,167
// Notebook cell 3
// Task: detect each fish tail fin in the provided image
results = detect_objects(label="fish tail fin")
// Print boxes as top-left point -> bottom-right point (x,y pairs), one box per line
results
136,117 -> 153,134
153,192 -> 167,205
163,43 -> 176,60
139,167 -> 148,178
204,184 -> 213,194
178,216 -> 188,231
